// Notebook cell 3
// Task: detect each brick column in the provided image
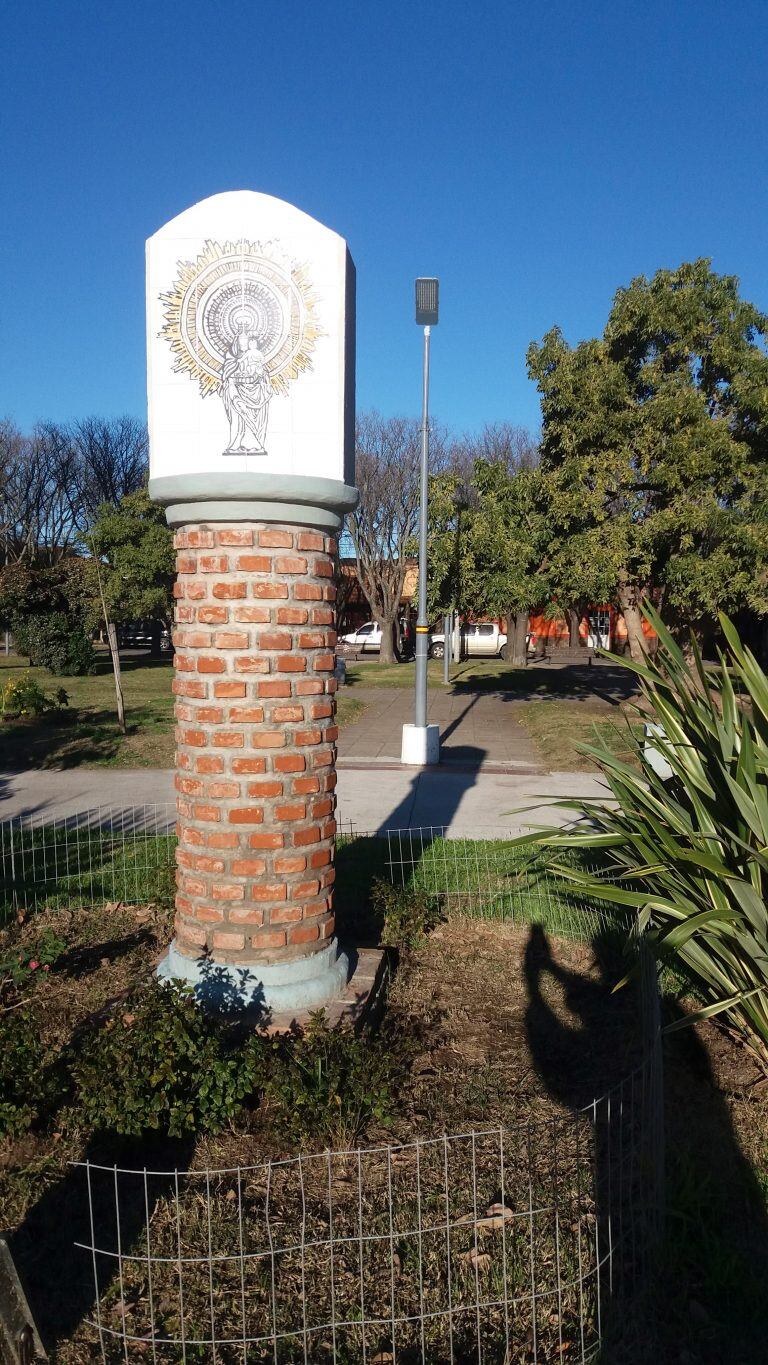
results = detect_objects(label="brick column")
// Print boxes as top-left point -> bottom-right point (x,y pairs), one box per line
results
160,520 -> 346,1010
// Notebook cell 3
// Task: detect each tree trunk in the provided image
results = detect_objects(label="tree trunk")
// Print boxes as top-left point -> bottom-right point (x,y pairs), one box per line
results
106,620 -> 126,734
378,617 -> 397,665
507,610 -> 529,668
149,620 -> 163,658
617,576 -> 647,664
568,607 -> 581,650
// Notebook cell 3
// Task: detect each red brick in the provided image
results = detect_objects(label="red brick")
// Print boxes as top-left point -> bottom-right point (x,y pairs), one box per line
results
311,608 -> 334,626
249,831 -> 285,849
294,879 -> 321,899
175,605 -> 195,623
293,583 -> 322,601
176,776 -> 203,796
173,678 -> 207,698
293,825 -> 322,847
275,555 -> 308,574
325,537 -> 338,556
177,554 -> 197,574
313,748 -> 334,768
252,882 -> 287,902
295,679 -> 323,695
195,755 -> 225,774
234,656 -> 269,672
295,729 -> 322,746
275,802 -> 306,821
231,858 -> 267,876
310,848 -> 332,869
323,585 -> 337,602
257,680 -> 291,697
274,854 -> 307,874
174,653 -> 195,671
259,631 -> 292,651
269,904 -> 305,925
187,529 -> 215,548
196,707 -> 225,724
207,781 -> 239,798
293,776 -> 320,795
252,928 -> 287,950
324,726 -> 340,743
322,819 -> 337,839
272,705 -> 304,722
276,607 -> 309,625
180,729 -> 207,747
252,731 -> 286,748
214,631 -> 249,649
198,606 -> 229,624
313,653 -> 336,671
211,882 -> 245,901
212,930 -> 245,951
212,731 -> 245,748
247,780 -> 283,797
186,581 -> 208,600
178,825 -> 204,847
228,807 -> 264,824
199,554 -> 229,573
206,831 -> 239,849
216,528 -> 253,546
213,581 -> 247,599
314,559 -> 333,578
197,656 -> 226,673
232,757 -> 267,774
236,555 -> 273,573
311,702 -> 333,719
227,907 -> 265,925
179,874 -> 207,897
234,606 -> 271,623
298,632 -> 326,649
174,530 -> 188,549
297,532 -> 324,551
253,581 -> 288,599
193,803 -> 221,822
312,798 -> 333,819
274,754 -> 306,772
213,680 -> 246,699
192,854 -> 226,874
277,656 -> 306,673
228,706 -> 265,723
289,923 -> 320,946
258,528 -> 293,548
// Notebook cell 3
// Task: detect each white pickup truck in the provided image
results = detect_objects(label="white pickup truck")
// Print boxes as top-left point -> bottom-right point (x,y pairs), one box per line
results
338,621 -> 384,652
428,622 -> 508,659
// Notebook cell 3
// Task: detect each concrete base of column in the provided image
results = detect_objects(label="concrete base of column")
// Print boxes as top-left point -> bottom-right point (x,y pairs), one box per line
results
401,723 -> 440,766
157,937 -> 350,1014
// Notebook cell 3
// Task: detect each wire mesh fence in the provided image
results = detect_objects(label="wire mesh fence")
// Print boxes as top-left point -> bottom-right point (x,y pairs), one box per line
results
73,1054 -> 660,1364
1,808 -> 612,945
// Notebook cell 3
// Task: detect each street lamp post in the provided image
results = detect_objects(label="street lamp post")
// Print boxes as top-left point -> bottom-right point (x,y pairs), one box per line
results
401,278 -> 441,767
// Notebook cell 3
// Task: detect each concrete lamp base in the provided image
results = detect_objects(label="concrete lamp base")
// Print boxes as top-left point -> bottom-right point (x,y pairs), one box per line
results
401,723 -> 440,766
158,938 -> 350,1014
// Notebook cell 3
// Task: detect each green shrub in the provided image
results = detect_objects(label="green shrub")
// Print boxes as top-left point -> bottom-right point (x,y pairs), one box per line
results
71,979 -> 265,1138
264,1013 -> 406,1146
533,608 -> 768,1068
0,671 -> 68,719
0,1006 -> 52,1139
372,878 -> 442,950
14,612 -> 95,675
0,928 -> 66,986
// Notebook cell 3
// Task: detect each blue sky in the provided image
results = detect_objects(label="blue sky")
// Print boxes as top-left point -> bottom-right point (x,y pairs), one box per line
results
2,0 -> 767,439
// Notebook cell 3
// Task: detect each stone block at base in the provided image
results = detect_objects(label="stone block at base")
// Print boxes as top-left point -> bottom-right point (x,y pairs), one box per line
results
157,937 -> 349,1014
401,723 -> 440,766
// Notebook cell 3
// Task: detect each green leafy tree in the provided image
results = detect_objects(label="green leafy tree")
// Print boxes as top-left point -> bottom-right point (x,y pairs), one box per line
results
527,259 -> 768,660
428,460 -> 549,665
88,489 -> 175,654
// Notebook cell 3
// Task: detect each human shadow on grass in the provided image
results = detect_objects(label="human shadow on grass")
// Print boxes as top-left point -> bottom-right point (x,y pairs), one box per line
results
523,923 -> 768,1364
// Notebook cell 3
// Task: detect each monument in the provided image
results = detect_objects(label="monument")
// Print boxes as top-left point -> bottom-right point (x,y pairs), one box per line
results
147,191 -> 356,1012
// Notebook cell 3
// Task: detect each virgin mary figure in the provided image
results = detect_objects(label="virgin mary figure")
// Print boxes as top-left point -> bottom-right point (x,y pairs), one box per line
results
221,328 -> 272,454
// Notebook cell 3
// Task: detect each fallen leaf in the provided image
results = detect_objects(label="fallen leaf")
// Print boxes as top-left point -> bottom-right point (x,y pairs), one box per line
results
121,1013 -> 136,1027
104,901 -> 123,912
371,1354 -> 394,1363
461,1247 -> 491,1270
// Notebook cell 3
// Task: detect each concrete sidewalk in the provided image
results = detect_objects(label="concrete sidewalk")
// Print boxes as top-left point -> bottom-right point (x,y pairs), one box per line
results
0,765 -> 607,839
338,685 -> 542,770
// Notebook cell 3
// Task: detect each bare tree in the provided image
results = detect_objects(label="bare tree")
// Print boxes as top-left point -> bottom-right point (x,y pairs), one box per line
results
348,411 -> 445,665
0,420 -> 79,562
67,416 -> 148,526
449,422 -> 539,478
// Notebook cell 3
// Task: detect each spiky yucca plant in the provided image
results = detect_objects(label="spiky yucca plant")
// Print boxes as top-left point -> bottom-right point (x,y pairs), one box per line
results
533,608 -> 768,1068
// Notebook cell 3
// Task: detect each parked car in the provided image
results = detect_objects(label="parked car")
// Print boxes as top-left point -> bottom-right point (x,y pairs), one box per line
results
338,621 -> 383,653
117,620 -> 173,653
428,622 -> 508,659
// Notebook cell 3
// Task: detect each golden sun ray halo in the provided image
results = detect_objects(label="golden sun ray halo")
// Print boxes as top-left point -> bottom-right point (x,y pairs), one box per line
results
159,238 -> 323,399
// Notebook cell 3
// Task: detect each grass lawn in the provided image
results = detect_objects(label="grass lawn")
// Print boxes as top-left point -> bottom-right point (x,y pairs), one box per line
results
518,697 -> 642,770
0,652 -> 366,769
